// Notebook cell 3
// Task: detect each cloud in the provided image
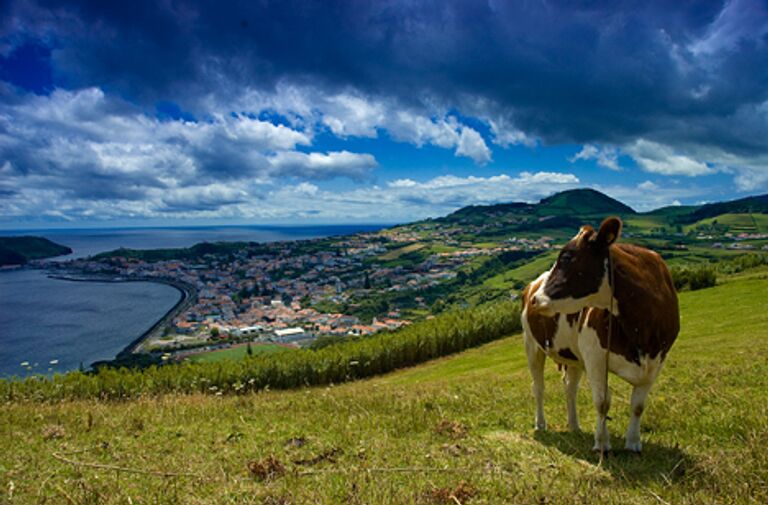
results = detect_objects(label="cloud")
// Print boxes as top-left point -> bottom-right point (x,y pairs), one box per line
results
597,180 -> 711,212
455,126 -> 492,164
1,0 -> 767,224
625,139 -> 715,176
380,171 -> 580,210
0,86 -> 380,219
488,117 -> 536,148
4,0 -> 764,158
689,0 -> 768,57
570,144 -> 620,170
159,184 -> 249,211
267,151 -> 377,181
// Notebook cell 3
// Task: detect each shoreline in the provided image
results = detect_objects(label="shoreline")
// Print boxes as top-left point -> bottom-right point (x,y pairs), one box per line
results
47,273 -> 198,361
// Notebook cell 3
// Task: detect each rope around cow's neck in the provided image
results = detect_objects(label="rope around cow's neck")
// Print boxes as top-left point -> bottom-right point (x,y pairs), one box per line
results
600,247 -> 615,464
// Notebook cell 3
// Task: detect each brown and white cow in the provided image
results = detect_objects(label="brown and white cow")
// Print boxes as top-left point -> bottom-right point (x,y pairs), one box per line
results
523,216 -> 679,453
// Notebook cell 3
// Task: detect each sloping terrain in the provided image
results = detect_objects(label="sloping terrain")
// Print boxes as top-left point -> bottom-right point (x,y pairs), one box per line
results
2,271 -> 767,504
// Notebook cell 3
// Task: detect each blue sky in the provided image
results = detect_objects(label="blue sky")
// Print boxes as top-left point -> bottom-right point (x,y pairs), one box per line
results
0,0 -> 766,228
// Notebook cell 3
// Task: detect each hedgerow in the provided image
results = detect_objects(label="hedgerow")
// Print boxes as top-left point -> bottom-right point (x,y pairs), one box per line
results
670,253 -> 768,292
1,300 -> 521,402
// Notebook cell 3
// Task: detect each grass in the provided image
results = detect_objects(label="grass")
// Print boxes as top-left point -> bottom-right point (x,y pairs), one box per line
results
687,213 -> 768,234
379,243 -> 425,261
2,273 -> 767,503
482,250 -> 557,290
186,343 -> 292,363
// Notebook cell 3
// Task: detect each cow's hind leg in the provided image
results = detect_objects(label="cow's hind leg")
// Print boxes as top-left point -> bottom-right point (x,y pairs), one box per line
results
564,365 -> 582,432
625,383 -> 653,453
525,333 -> 547,430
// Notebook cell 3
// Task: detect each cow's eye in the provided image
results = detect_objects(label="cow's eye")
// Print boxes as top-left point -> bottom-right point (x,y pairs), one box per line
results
560,252 -> 572,265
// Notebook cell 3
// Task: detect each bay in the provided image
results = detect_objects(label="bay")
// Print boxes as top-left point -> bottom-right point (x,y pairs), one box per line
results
0,224 -> 386,378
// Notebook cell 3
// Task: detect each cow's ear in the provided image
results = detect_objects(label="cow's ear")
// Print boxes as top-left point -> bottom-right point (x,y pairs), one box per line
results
596,217 -> 622,247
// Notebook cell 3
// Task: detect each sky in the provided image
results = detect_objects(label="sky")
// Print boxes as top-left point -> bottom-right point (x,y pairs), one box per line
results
0,0 -> 767,229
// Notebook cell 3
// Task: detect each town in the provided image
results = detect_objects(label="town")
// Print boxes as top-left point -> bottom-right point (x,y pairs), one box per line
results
49,224 -> 556,360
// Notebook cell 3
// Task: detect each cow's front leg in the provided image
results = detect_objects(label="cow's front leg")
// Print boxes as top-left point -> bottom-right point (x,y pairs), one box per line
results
625,383 -> 652,453
525,333 -> 547,430
579,329 -> 612,452
563,365 -> 583,432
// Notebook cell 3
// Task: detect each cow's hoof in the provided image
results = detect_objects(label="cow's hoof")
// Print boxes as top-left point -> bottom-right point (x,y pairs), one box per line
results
568,424 -> 581,433
624,440 -> 643,453
592,443 -> 612,454
535,422 -> 547,432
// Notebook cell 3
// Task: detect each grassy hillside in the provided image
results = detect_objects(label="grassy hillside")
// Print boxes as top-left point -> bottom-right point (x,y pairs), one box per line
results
2,272 -> 766,503
536,188 -> 635,216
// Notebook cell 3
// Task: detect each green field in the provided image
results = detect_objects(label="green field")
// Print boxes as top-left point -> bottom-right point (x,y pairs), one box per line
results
186,343 -> 292,363
379,242 -> 425,260
687,213 -> 768,234
2,271 -> 767,503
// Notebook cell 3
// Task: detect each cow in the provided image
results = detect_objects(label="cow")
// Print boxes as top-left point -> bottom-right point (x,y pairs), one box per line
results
523,216 -> 679,453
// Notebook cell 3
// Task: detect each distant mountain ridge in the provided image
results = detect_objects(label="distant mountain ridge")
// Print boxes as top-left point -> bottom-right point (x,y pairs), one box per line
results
0,236 -> 72,266
438,188 -> 766,226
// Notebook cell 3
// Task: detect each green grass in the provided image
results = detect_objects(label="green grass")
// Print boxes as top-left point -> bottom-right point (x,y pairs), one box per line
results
482,250 -> 557,291
186,343 -> 292,363
2,273 -> 767,503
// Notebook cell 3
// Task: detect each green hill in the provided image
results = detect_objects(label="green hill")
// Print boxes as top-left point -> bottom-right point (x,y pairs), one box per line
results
0,236 -> 72,266
3,272 -> 767,503
440,188 -> 635,225
682,193 -> 768,223
536,188 -> 635,216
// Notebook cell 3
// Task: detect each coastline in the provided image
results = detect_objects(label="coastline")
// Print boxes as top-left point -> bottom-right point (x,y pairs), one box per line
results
47,273 -> 198,361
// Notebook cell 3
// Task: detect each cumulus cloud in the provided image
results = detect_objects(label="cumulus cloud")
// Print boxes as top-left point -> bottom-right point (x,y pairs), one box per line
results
0,86 -> 380,220
625,139 -> 715,176
267,151 -> 377,181
570,144 -> 620,171
455,127 -> 492,164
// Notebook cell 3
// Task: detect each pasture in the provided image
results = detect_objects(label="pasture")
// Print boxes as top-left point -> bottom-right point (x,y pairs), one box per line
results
186,343 -> 291,363
2,272 -> 767,503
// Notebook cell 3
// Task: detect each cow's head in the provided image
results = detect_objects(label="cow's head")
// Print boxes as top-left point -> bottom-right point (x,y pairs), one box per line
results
532,217 -> 621,316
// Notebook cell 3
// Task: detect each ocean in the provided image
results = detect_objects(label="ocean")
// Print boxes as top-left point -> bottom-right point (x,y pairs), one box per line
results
0,224 -> 387,259
0,224 -> 386,378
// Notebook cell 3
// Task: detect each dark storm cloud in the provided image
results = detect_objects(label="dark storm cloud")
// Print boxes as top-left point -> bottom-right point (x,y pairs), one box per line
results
3,0 -> 766,153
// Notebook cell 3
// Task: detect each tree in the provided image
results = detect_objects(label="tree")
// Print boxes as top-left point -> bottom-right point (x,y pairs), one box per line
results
247,342 -> 253,356
210,326 -> 220,338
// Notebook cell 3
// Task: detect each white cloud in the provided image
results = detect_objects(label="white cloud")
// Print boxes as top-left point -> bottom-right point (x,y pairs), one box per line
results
596,181 -> 709,212
237,85 -> 494,163
180,171 -> 580,224
267,151 -> 377,180
320,93 -> 386,138
625,139 -> 715,176
569,144 -> 620,170
0,87 -> 380,220
455,126 -> 492,164
488,118 -> 536,148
